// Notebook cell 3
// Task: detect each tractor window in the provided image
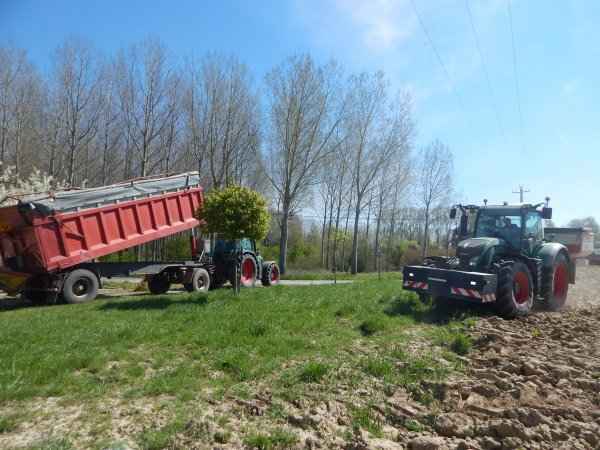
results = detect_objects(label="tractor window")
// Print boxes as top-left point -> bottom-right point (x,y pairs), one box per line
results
525,212 -> 543,240
240,238 -> 254,253
475,212 -> 522,247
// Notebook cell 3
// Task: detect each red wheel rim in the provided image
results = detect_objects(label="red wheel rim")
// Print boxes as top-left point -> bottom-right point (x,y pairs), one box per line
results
270,266 -> 280,284
241,259 -> 255,284
513,271 -> 530,304
553,263 -> 568,299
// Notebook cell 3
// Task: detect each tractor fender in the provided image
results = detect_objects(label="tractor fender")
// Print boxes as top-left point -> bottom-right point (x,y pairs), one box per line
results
536,243 -> 575,284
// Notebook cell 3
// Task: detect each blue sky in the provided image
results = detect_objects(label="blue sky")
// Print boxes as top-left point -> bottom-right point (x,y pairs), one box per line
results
1,0 -> 598,225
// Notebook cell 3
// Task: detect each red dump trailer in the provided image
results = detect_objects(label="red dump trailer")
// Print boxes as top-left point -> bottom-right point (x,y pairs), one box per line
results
0,172 -> 210,304
544,227 -> 594,260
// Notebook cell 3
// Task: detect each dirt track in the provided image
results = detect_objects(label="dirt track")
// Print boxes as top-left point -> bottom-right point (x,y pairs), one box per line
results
565,265 -> 600,308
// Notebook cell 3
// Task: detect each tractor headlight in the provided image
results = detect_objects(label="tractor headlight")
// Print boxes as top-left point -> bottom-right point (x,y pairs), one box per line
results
469,256 -> 479,267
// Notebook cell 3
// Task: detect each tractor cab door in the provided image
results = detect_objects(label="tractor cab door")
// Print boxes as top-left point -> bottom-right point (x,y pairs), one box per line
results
524,211 -> 544,255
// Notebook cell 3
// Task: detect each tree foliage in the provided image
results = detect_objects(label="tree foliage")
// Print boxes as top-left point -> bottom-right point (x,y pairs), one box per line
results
197,185 -> 270,240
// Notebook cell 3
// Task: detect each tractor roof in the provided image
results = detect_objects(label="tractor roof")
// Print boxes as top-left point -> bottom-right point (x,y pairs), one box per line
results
479,204 -> 542,215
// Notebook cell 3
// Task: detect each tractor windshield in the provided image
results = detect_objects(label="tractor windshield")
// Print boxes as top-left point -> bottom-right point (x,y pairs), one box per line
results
475,211 -> 522,248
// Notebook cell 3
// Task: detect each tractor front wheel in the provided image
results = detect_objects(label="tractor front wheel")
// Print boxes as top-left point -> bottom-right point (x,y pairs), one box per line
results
542,252 -> 569,311
495,261 -> 533,318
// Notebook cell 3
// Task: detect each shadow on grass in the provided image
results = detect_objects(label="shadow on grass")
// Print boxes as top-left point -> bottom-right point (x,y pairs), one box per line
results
0,296 -> 35,312
384,294 -> 493,324
99,293 -> 208,311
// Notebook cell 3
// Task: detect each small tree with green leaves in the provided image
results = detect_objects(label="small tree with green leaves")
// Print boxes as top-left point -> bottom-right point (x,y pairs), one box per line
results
196,185 -> 270,241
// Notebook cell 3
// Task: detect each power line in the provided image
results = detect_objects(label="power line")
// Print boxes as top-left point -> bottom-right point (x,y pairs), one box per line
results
465,0 -> 507,143
409,0 -> 465,112
507,0 -> 525,151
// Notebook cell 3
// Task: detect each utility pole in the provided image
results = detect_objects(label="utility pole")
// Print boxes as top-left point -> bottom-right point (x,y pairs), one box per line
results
512,185 -> 530,203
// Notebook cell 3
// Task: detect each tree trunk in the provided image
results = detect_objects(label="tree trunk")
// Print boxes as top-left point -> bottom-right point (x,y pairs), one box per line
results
422,204 -> 430,259
364,193 -> 372,270
279,203 -> 290,275
341,198 -> 352,272
350,197 -> 362,275
320,200 -> 328,267
325,196 -> 334,270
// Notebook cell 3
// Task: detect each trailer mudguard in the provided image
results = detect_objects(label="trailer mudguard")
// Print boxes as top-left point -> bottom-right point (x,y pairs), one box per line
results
536,243 -> 575,284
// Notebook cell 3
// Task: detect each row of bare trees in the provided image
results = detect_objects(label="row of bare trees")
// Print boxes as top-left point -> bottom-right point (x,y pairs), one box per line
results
0,37 -> 454,274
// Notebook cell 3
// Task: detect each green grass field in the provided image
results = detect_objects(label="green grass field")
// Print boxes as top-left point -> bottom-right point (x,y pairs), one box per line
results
281,270 -> 402,281
0,280 -> 473,449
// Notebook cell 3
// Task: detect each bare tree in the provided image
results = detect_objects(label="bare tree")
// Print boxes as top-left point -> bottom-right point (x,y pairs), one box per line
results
418,140 -> 453,258
373,154 -> 412,270
0,46 -> 27,165
264,55 -> 345,274
345,73 -> 413,274
117,38 -> 180,178
52,39 -> 104,185
183,54 -> 260,189
95,65 -> 123,185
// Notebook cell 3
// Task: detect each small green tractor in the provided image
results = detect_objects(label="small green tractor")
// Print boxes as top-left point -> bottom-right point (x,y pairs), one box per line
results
206,237 -> 280,289
144,237 -> 279,295
403,201 -> 575,318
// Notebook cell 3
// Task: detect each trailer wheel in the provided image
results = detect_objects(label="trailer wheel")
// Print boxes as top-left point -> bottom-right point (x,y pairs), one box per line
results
148,274 -> 171,295
495,261 -> 533,318
239,255 -> 257,288
261,263 -> 280,286
62,269 -> 99,304
541,252 -> 569,311
184,268 -> 210,293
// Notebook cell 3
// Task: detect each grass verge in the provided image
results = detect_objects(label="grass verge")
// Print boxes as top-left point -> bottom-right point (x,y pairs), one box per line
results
0,279 -> 474,448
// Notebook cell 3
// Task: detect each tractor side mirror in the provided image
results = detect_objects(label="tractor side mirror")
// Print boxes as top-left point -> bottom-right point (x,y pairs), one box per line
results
449,207 -> 457,219
459,214 -> 468,237
542,207 -> 553,220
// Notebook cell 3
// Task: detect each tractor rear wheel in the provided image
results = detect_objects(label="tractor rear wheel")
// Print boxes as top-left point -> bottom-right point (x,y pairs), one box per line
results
239,255 -> 257,288
184,268 -> 210,293
541,252 -> 569,311
62,269 -> 99,304
495,261 -> 533,318
261,263 -> 280,286
148,274 -> 171,295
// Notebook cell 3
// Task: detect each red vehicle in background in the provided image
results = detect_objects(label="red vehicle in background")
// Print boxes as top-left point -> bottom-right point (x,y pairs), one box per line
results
0,172 -> 211,304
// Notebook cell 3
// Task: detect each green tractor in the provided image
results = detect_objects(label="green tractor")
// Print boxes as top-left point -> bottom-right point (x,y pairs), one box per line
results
403,201 -> 575,318
202,237 -> 280,289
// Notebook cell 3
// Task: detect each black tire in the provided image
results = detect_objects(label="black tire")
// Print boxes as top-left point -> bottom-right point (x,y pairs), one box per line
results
239,254 -> 257,288
62,269 -> 99,304
148,274 -> 171,295
495,261 -> 533,318
261,263 -> 280,286
184,268 -> 210,293
541,252 -> 569,311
